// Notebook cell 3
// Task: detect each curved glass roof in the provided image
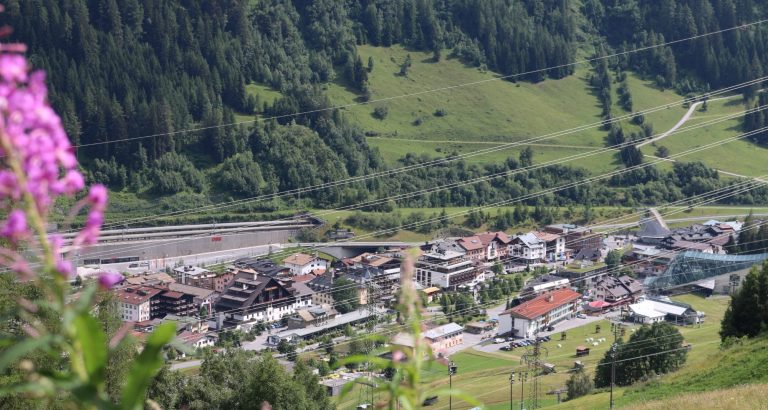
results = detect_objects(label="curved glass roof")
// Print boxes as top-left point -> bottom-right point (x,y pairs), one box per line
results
645,250 -> 768,290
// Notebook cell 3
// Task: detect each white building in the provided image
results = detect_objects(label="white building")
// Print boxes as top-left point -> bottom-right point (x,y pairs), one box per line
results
415,250 -> 479,289
533,231 -> 567,262
215,270 -> 315,326
508,233 -> 547,264
283,253 -> 328,275
628,297 -> 704,325
498,288 -> 582,339
116,286 -> 162,322
173,266 -> 213,285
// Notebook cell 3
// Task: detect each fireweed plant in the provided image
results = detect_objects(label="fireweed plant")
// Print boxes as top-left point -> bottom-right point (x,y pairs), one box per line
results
339,252 -> 481,409
0,31 -> 174,408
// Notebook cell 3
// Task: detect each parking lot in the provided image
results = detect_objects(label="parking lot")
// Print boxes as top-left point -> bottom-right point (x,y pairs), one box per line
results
471,311 -> 618,354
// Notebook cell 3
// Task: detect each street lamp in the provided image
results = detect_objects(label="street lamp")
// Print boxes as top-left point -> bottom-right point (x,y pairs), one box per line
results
509,372 -> 515,410
448,361 -> 457,410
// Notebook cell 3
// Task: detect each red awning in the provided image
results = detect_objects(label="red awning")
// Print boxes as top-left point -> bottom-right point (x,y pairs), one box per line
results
588,300 -> 611,309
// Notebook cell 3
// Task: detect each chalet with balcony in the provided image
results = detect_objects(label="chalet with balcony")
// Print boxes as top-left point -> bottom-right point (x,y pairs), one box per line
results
215,270 -> 314,327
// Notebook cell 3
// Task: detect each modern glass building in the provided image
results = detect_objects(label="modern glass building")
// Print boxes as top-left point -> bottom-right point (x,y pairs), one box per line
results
645,250 -> 768,291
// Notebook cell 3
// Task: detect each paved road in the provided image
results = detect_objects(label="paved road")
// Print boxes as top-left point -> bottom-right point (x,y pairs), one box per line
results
471,311 -> 618,355
90,243 -> 296,273
591,213 -> 768,231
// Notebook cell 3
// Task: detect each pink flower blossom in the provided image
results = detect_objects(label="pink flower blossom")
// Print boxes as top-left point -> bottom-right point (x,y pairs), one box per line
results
0,54 -> 28,82
55,259 -> 73,279
87,184 -> 108,211
98,271 -> 123,289
1,209 -> 29,244
0,45 -> 108,276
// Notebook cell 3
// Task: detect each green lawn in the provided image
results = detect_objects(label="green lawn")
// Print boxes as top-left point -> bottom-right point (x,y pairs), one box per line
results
325,45 -> 702,175
404,294 -> 732,410
640,93 -> 768,178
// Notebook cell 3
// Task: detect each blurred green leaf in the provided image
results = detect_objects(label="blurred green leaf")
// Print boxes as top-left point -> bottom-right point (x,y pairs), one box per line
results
0,335 -> 54,372
73,313 -> 107,381
120,322 -> 175,410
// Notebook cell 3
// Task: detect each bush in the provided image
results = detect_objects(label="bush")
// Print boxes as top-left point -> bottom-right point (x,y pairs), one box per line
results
434,108 -> 447,117
373,105 -> 389,120
566,369 -> 594,400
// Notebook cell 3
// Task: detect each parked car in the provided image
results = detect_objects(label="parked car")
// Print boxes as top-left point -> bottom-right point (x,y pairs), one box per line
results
577,314 -> 587,319
500,345 -> 512,351
546,325 -> 556,331
494,338 -> 505,344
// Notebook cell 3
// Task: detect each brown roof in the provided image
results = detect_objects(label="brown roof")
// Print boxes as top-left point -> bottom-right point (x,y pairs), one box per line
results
503,289 -> 582,320
478,231 -> 512,245
293,273 -> 317,283
284,253 -> 317,266
124,272 -> 174,286
672,240 -> 712,251
458,236 -> 484,251
116,286 -> 162,305
167,283 -> 216,298
533,231 -> 561,242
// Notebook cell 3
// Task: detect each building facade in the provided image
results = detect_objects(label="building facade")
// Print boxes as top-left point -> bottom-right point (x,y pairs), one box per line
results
215,270 -> 314,327
283,253 -> 328,275
415,250 -> 479,289
498,289 -> 582,339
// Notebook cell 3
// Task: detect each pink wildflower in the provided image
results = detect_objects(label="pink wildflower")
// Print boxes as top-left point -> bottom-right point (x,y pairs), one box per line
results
55,259 -> 73,279
1,209 -> 29,244
0,44 -> 108,276
0,54 -> 27,82
97,271 -> 123,290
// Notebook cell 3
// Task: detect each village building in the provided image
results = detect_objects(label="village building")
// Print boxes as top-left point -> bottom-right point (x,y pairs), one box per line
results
627,297 -> 704,325
423,323 -> 464,354
116,286 -> 163,322
532,231 -> 567,262
177,331 -> 217,350
508,233 -> 546,264
215,270 -> 314,327
593,275 -> 644,305
415,249 -> 480,289
498,289 -> 582,339
307,270 -> 335,305
421,286 -> 442,303
543,224 -> 603,254
456,236 -> 486,261
477,231 -> 513,261
233,258 -> 290,277
286,305 -> 339,330
283,253 -> 328,276
123,272 -> 175,287
166,282 -> 218,313
522,274 -> 571,299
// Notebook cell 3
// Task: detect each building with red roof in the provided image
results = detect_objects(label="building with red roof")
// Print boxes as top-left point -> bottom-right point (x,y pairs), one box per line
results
498,288 -> 582,338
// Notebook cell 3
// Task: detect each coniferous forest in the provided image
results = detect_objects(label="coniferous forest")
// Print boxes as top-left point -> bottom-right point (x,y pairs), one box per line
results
4,0 -> 768,216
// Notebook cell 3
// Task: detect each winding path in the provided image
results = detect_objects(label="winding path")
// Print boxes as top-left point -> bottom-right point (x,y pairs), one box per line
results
637,96 -> 732,148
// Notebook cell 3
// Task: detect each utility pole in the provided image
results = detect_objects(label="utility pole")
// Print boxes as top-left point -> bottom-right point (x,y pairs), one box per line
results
610,343 -> 617,410
521,334 -> 547,409
509,372 -> 515,410
448,361 -> 457,410
610,321 -> 622,410
519,371 -> 528,410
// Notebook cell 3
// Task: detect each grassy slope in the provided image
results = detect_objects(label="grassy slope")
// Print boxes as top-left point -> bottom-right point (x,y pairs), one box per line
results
641,95 -> 768,177
327,45 -> 622,173
622,383 -> 768,410
103,45 -> 767,227
404,294 -> 731,410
